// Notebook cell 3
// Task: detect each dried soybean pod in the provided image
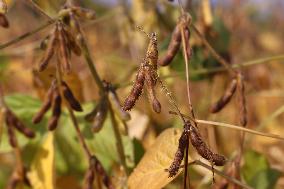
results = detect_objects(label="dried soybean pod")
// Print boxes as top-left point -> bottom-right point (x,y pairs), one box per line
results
0,13 -> 9,28
38,28 -> 58,72
146,32 -> 158,69
95,158 -> 114,189
92,97 -> 108,132
210,79 -> 237,113
238,73 -> 247,127
181,13 -> 192,59
12,116 -> 35,138
84,157 -> 96,189
32,83 -> 55,124
85,105 -> 99,122
158,25 -> 181,66
48,90 -> 61,131
183,26 -> 192,59
189,123 -> 226,166
123,66 -> 146,111
5,110 -> 17,147
168,128 -> 189,177
63,28 -> 81,56
61,81 -> 83,112
58,23 -> 71,73
108,87 -> 130,121
145,67 -> 161,113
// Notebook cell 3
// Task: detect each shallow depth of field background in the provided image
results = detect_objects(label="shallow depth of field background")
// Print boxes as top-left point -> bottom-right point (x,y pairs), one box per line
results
0,0 -> 284,189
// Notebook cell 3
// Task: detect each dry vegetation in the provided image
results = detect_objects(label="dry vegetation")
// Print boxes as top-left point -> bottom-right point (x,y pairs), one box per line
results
0,0 -> 284,189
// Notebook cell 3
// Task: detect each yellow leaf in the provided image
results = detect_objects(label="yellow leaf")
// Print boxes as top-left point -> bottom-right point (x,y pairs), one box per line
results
27,132 -> 55,189
128,128 -> 189,189
202,0 -> 213,27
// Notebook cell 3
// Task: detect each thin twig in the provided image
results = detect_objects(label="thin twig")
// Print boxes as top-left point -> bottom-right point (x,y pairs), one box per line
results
0,20 -> 55,50
24,0 -> 53,21
169,111 -> 284,140
109,103 -> 129,175
191,160 -> 253,189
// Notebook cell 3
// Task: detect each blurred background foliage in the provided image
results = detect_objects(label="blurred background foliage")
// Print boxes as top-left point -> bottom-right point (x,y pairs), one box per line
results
0,0 -> 284,189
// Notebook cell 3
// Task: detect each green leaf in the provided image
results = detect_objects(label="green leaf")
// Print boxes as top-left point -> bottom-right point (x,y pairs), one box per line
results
0,94 -> 47,153
242,150 -> 282,189
250,169 -> 281,189
242,150 -> 269,182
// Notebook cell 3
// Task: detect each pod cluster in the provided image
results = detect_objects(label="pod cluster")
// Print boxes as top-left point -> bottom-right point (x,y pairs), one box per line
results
4,108 -> 35,148
123,31 -> 161,113
85,81 -> 130,133
32,79 -> 82,130
38,22 -> 81,73
83,156 -> 114,189
168,121 -> 226,177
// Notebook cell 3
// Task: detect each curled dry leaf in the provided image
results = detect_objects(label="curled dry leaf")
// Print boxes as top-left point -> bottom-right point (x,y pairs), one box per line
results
128,128 -> 189,189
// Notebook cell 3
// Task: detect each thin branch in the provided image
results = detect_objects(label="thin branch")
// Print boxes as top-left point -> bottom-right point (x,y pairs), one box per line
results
168,111 -> 284,140
24,0 -> 53,21
0,20 -> 55,50
109,103 -> 129,175
191,160 -> 253,189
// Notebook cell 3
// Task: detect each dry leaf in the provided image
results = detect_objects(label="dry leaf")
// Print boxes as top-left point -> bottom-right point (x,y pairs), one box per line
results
27,132 -> 55,189
128,128 -> 189,189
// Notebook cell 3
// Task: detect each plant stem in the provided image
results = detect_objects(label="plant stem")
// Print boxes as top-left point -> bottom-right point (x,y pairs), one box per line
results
24,0 -> 53,21
108,103 -> 129,175
190,160 -> 253,189
0,20 -> 55,50
55,58 -> 92,159
78,20 -> 128,175
79,36 -> 105,94
169,111 -> 284,140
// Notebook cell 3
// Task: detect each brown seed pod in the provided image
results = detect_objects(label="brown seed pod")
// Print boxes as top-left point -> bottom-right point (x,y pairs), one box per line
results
84,158 -> 96,189
144,66 -> 161,113
32,82 -> 55,124
146,32 -> 158,69
62,28 -> 82,56
183,26 -> 192,59
0,13 -> 9,28
61,81 -> 83,112
94,157 -> 114,189
168,128 -> 189,177
48,90 -> 61,131
237,74 -> 247,127
106,83 -> 131,121
123,66 -> 146,111
158,25 -> 181,66
58,23 -> 71,73
12,117 -> 35,138
85,105 -> 99,122
188,122 -> 226,166
210,79 -> 237,113
92,97 -> 108,133
38,29 -> 58,72
5,110 -> 17,148
6,109 -> 35,138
